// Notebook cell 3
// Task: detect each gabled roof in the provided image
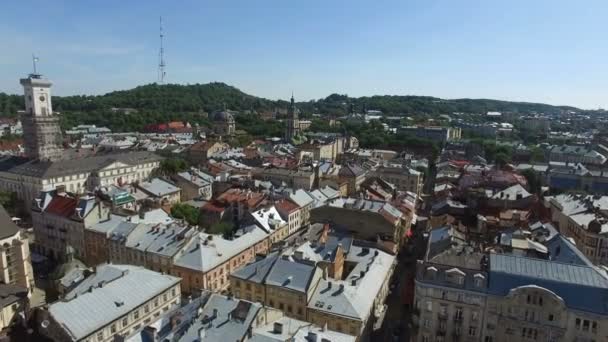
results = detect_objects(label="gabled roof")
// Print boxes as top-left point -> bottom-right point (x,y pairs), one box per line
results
231,252 -> 280,284
0,205 -> 19,239
491,184 -> 532,200
338,164 -> 365,178
265,257 -> 318,293
49,264 -> 180,341
179,294 -> 261,342
44,195 -> 78,217
288,189 -> 314,207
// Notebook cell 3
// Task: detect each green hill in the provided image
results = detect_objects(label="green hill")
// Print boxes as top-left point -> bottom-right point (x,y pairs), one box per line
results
0,82 -> 582,132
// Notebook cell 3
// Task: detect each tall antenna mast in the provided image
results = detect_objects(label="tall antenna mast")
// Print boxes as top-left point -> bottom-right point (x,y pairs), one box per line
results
158,16 -> 166,84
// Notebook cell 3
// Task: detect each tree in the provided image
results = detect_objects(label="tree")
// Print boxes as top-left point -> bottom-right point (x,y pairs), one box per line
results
530,147 -> 545,163
170,203 -> 199,225
209,222 -> 233,236
0,191 -> 19,216
521,169 -> 541,194
494,152 -> 511,168
158,158 -> 188,176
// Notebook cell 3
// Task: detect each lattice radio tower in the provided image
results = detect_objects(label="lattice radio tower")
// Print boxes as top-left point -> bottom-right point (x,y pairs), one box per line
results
158,16 -> 166,84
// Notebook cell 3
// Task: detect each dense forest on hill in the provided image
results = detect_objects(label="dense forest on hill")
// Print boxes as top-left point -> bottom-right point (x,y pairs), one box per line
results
0,82 -> 580,132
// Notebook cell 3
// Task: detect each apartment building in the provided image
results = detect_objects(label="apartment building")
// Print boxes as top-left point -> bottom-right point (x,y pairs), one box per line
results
187,140 -> 229,165
199,188 -> 266,230
41,264 -> 181,342
548,193 -> 608,264
549,145 -> 607,165
400,126 -> 462,143
252,167 -> 315,190
287,189 -> 314,229
231,252 -> 323,321
173,168 -> 213,201
170,225 -> 270,293
250,205 -> 290,245
311,197 -> 411,252
413,227 -> 608,342
338,164 -> 367,195
108,221 -> 195,274
230,233 -> 396,341
136,178 -> 181,205
31,192 -> 110,261
373,163 -> 423,196
84,209 -> 174,267
274,199 -> 302,236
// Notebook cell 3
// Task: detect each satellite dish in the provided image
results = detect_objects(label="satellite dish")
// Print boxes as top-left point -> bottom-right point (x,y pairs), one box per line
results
41,320 -> 50,329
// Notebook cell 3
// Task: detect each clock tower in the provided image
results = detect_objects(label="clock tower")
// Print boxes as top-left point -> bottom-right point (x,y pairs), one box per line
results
285,94 -> 301,142
20,73 -> 63,161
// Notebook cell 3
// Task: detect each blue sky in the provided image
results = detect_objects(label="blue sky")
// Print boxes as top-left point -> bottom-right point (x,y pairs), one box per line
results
1,0 -> 607,109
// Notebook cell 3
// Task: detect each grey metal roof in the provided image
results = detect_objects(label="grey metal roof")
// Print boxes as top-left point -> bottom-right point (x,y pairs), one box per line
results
230,252 -> 280,284
177,294 -> 261,342
137,178 -> 180,197
0,284 -> 27,308
250,316 -> 356,342
265,257 -> 317,293
8,151 -> 163,178
126,223 -> 194,258
49,264 -> 180,340
307,242 -> 395,321
174,226 -> 269,273
288,189 -> 314,207
0,205 -> 19,239
488,254 -> 608,314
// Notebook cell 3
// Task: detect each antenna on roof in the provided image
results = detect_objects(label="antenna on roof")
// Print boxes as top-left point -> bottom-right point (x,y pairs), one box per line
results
157,16 -> 166,84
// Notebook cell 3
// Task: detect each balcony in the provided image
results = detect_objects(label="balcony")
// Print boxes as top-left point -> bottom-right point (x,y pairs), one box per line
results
453,315 -> 464,324
438,312 -> 448,320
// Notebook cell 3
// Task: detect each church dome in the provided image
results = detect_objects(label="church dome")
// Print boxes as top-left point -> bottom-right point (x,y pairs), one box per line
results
212,110 -> 234,123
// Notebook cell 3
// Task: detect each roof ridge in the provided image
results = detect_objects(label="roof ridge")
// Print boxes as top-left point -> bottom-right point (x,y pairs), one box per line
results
492,253 -> 600,271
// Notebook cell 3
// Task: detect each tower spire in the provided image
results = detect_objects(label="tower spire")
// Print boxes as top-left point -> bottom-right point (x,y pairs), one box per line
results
158,16 -> 166,84
31,55 -> 40,78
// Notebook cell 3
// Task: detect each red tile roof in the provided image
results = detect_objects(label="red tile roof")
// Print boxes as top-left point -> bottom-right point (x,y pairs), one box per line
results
201,202 -> 225,213
45,196 -> 78,217
275,199 -> 300,214
217,189 -> 265,208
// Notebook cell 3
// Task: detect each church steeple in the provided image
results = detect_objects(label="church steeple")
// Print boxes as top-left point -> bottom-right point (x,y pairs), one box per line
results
289,92 -> 297,119
285,93 -> 301,142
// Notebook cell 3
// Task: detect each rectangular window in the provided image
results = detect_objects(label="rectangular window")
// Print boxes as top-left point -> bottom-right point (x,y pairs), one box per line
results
122,317 -> 128,327
469,326 -> 476,336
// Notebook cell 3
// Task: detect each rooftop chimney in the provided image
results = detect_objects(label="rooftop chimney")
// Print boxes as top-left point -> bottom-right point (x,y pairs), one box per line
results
273,322 -> 283,334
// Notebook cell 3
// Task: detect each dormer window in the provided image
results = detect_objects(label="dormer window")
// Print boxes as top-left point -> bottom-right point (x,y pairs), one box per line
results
473,273 -> 485,287
446,268 -> 465,285
425,266 -> 438,280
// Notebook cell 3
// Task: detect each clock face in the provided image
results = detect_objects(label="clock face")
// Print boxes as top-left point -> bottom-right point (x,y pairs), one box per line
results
39,95 -> 45,102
